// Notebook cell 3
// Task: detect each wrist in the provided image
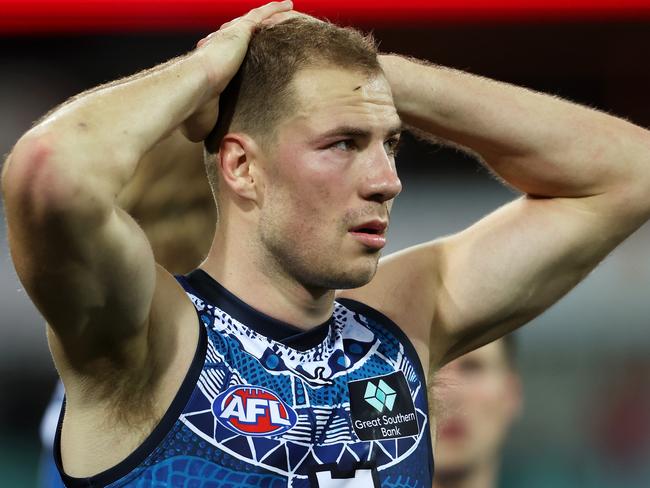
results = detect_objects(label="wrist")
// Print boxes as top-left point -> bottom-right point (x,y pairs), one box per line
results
185,49 -> 220,108
380,55 -> 411,113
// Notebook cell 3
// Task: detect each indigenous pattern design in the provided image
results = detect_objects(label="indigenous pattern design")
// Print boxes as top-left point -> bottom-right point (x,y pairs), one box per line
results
56,271 -> 433,487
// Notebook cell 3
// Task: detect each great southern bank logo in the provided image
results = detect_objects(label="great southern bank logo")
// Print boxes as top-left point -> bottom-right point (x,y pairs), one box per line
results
364,379 -> 397,413
213,385 -> 298,436
348,371 -> 419,441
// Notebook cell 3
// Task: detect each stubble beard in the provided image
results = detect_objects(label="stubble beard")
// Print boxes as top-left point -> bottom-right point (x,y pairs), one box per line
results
258,217 -> 380,292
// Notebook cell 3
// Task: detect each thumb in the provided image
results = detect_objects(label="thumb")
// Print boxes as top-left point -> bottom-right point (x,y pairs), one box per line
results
180,98 -> 220,142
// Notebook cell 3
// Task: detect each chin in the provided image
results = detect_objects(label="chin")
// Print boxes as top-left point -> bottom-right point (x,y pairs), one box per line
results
302,256 -> 378,291
434,448 -> 478,470
329,260 -> 378,290
333,274 -> 373,290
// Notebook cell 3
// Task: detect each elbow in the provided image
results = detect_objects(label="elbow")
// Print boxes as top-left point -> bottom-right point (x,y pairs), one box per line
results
595,130 -> 650,221
622,144 -> 650,219
637,139 -> 650,211
3,132 -> 57,208
2,131 -> 108,224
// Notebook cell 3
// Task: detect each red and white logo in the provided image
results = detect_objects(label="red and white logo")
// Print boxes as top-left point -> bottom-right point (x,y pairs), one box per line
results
213,385 -> 298,436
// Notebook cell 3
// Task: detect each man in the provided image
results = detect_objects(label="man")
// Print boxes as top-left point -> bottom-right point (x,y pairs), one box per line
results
3,1 -> 650,486
432,336 -> 521,488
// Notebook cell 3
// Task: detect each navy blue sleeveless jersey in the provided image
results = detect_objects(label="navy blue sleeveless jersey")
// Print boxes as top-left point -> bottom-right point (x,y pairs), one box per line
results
55,269 -> 434,487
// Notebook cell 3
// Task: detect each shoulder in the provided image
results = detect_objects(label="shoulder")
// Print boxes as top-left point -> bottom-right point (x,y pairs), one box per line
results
336,241 -> 446,373
335,296 -> 422,364
339,240 -> 444,312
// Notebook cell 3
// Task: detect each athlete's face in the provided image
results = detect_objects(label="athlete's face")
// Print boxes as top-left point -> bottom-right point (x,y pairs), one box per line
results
257,67 -> 402,290
434,341 -> 522,480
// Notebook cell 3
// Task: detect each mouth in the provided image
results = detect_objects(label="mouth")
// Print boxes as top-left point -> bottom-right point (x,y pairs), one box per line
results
348,220 -> 388,250
438,419 -> 467,441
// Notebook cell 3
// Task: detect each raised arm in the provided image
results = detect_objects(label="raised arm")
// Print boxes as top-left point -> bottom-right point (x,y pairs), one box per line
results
117,129 -> 214,274
345,54 -> 650,370
1,2 -> 292,378
381,55 -> 650,200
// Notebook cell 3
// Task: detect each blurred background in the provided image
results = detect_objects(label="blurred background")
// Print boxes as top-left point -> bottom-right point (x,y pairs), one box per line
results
1,1 -> 650,486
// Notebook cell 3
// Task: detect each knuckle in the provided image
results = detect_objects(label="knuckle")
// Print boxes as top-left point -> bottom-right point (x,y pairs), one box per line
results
218,30 -> 238,42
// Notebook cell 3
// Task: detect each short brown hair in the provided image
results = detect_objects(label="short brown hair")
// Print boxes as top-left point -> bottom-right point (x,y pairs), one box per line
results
203,17 -> 381,189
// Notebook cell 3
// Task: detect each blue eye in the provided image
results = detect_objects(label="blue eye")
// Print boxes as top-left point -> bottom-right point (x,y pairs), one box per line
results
330,140 -> 355,151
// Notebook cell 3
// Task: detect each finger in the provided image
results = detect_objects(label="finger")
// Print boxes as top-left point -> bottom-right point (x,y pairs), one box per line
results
246,0 -> 293,23
196,35 -> 210,48
197,30 -> 219,48
200,1 -> 293,46
260,10 -> 312,27
260,10 -> 298,26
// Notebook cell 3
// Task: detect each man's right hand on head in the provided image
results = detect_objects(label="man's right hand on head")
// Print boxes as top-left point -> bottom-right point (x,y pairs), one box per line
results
181,0 -> 293,142
0,4 -> 301,398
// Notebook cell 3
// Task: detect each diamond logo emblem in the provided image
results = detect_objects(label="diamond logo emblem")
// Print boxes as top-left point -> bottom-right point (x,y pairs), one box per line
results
363,379 -> 397,412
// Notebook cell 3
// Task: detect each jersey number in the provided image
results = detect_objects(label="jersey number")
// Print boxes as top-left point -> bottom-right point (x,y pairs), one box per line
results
311,463 -> 379,487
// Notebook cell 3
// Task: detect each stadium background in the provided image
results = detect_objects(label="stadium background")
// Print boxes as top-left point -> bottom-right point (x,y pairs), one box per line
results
1,1 -> 649,486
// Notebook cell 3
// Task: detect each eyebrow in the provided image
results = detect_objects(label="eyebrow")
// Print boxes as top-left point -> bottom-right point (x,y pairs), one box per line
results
320,123 -> 404,140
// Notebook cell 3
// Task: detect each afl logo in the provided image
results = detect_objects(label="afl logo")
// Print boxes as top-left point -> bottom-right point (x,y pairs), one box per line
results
213,385 -> 298,436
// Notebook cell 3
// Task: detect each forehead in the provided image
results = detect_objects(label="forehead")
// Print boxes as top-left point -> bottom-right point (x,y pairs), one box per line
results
284,67 -> 400,135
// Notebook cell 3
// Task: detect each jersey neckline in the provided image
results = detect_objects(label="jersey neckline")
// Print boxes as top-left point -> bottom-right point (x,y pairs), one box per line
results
185,268 -> 332,352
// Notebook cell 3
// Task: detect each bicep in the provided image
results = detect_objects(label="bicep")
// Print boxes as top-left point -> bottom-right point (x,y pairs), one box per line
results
7,197 -> 156,369
434,194 -> 641,364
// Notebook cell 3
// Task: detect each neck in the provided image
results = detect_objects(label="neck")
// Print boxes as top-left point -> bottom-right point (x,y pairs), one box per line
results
200,226 -> 335,331
433,458 -> 499,488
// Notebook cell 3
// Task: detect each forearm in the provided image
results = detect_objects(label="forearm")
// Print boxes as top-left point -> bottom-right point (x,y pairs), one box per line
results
116,130 -> 214,274
381,54 -> 650,199
116,129 -> 204,210
4,52 -> 211,219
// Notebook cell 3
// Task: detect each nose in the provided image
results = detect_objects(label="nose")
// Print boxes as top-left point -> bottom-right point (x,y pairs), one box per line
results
360,146 -> 402,203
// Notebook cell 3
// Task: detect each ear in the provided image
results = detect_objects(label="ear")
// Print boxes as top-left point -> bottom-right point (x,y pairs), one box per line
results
218,133 -> 262,202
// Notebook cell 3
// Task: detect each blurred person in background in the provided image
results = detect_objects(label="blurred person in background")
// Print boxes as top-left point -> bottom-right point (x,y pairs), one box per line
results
38,130 -> 214,487
585,358 -> 650,488
431,335 -> 521,488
